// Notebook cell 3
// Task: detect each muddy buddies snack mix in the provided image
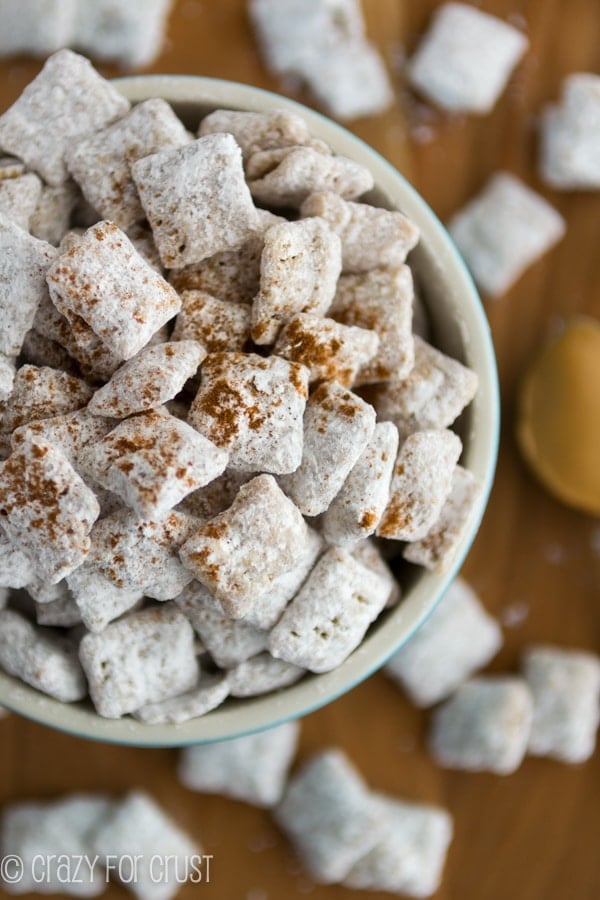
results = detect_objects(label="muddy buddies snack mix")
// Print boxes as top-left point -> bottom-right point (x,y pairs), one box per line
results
0,51 -> 481,723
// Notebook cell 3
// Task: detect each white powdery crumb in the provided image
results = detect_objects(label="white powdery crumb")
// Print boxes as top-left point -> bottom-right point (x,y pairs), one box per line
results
500,601 -> 529,629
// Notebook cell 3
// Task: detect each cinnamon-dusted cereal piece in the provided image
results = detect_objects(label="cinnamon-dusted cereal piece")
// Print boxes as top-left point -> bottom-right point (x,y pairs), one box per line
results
0,50 -> 130,186
0,172 -> 42,231
30,181 -> 79,246
247,146 -> 374,208
0,355 -> 15,402
330,265 -> 415,383
403,465 -> 481,572
67,99 -> 190,231
321,421 -> 399,546
0,435 -> 100,582
367,335 -> 479,438
199,108 -> 312,161
377,429 -> 462,541
344,794 -> 453,897
171,291 -> 251,353
269,548 -> 391,673
188,352 -> 308,474
226,653 -> 305,697
67,562 -> 143,633
180,474 -> 312,619
79,605 -> 199,718
539,73 -> 600,190
0,608 -> 86,702
72,0 -> 173,68
47,220 -> 181,360
428,676 -> 533,775
522,644 -> 600,763
11,410 -> 115,475
275,748 -> 384,884
301,192 -> 419,272
179,721 -> 300,806
131,133 -> 260,269
385,577 -> 502,707
0,365 -> 93,434
86,508 -> 195,600
252,218 -> 342,345
279,381 -> 376,517
35,589 -> 82,628
274,313 -> 379,386
0,526 -> 36,588
133,671 -> 230,725
176,581 -> 269,668
0,214 -> 57,357
88,341 -> 206,418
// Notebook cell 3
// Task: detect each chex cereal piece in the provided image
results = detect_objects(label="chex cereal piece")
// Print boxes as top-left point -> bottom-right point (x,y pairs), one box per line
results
171,291 -> 251,353
80,606 -> 198,718
0,436 -> 100,582
91,791 -> 198,900
275,748 -> 383,883
67,99 -> 190,231
301,192 -> 419,273
35,591 -> 82,628
270,547 -> 391,672
247,146 -> 374,207
330,265 -> 415,383
406,3 -> 528,114
188,353 -> 308,473
168,209 -> 283,303
539,73 -> 600,190
199,108 -> 312,161
0,355 -> 15,402
522,645 -> 600,763
177,470 -> 252,522
72,0 -> 172,68
0,157 -> 25,179
0,50 -> 130,186
30,181 -> 79,247
178,720 -> 299,807
321,421 -> 399,546
352,540 -> 401,608
132,133 -> 260,269
47,220 -> 181,359
180,474 -> 311,619
385,577 -> 502,707
0,609 -> 86,701
11,410 -> 115,474
87,509 -> 195,600
368,335 -> 478,437
274,313 -> 379,386
242,526 -> 323,630
0,0 -> 76,57
88,341 -> 205,418
0,214 -> 57,357
0,365 -> 93,434
345,793 -> 453,897
175,581 -> 269,668
0,526 -> 36,588
0,172 -> 42,231
67,563 -> 143,633
0,794 -> 115,898
377,429 -> 462,541
252,218 -> 341,345
133,672 -> 230,725
429,676 -> 533,774
404,465 -> 481,572
449,172 -> 566,296
279,381 -> 376,516
227,653 -> 305,697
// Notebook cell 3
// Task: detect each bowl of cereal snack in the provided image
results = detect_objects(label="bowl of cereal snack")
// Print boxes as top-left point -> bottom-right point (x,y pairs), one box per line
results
0,51 -> 499,745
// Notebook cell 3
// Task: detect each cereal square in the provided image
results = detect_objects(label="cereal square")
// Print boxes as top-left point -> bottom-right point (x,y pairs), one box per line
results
131,134 -> 260,269
0,0 -> 77,58
72,0 -> 172,68
179,474 -> 312,619
0,49 -> 130,185
406,3 -> 528,114
539,73 -> 600,190
67,562 -> 143,634
30,181 -> 79,246
188,352 -> 308,474
0,172 -> 42,231
449,172 -> 566,296
199,108 -> 312,161
226,653 -> 305,697
171,291 -> 251,353
385,577 -> 502,707
47,220 -> 181,360
11,410 -> 115,473
133,671 -> 230,725
429,676 -> 533,774
178,721 -> 300,807
0,365 -> 93,434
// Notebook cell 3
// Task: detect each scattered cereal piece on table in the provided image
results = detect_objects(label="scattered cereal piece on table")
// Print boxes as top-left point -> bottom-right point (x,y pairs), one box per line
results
539,73 -> 600,190
71,0 -> 173,68
0,0 -> 77,58
226,653 -> 305,697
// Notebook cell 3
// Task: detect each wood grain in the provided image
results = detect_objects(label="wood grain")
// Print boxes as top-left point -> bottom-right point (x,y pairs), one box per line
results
0,2 -> 599,899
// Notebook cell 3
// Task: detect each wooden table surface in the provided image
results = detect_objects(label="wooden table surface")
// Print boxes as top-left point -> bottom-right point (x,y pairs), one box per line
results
0,2 -> 599,899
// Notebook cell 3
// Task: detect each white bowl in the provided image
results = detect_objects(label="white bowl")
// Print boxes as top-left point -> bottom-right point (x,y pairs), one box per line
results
0,77 -> 499,745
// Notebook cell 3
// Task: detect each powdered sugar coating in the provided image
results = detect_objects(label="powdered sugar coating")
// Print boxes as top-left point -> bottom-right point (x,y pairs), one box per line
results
133,672 -> 230,725
539,73 -> 600,190
0,173 -> 42,231
71,0 -> 173,68
66,562 -> 143,633
171,292 -> 251,353
226,653 -> 305,697
199,108 -> 312,161
0,355 -> 15,403
0,365 -> 92,434
30,181 -> 79,246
